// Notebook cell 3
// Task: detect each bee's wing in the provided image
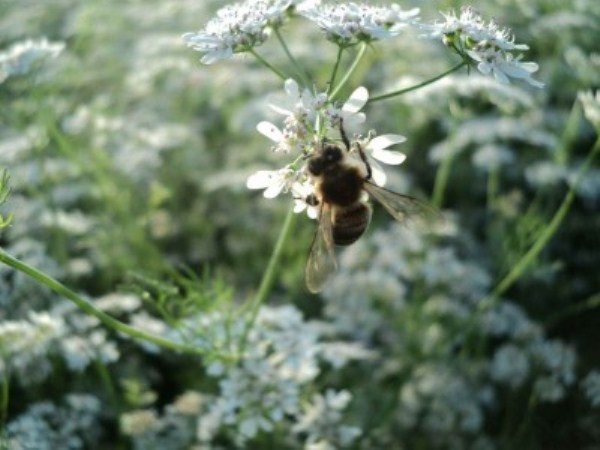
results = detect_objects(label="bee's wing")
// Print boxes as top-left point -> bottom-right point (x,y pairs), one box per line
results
305,203 -> 338,293
363,180 -> 438,224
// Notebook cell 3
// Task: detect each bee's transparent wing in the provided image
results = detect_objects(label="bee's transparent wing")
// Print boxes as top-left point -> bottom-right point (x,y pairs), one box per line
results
305,204 -> 337,293
364,180 -> 438,224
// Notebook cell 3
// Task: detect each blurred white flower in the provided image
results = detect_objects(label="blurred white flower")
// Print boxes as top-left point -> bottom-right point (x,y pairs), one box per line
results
183,2 -> 273,64
301,2 -> 419,45
579,90 -> 600,130
581,370 -> 600,408
121,410 -> 160,436
491,344 -> 530,388
0,38 -> 64,83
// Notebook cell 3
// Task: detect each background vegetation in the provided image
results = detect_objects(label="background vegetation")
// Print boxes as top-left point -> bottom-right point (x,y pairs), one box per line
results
0,0 -> 598,449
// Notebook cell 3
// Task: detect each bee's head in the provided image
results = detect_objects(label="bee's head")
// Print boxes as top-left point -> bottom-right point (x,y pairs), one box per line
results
308,144 -> 343,175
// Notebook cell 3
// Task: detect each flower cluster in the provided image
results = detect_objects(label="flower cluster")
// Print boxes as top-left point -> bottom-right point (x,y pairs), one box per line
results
426,7 -> 544,87
247,78 -> 407,217
301,2 -> 419,45
0,38 -> 64,83
182,0 -> 311,64
119,305 -> 366,448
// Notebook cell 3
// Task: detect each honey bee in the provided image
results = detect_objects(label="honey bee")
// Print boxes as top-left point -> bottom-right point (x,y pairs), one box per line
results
305,122 -> 435,293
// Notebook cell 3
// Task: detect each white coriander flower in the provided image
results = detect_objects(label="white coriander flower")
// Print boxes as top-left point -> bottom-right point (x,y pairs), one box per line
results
183,1 -> 288,64
246,167 -> 297,198
581,370 -> 600,408
578,90 -> 600,130
467,47 -> 544,88
359,133 -> 407,186
326,86 -> 368,131
425,6 -> 543,88
0,38 -> 64,83
292,180 -> 319,219
301,2 -> 419,45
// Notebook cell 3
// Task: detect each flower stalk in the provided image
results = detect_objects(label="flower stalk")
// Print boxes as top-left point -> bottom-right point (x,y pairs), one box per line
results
240,206 -> 296,350
369,61 -> 467,103
0,248 -> 205,356
329,42 -> 367,100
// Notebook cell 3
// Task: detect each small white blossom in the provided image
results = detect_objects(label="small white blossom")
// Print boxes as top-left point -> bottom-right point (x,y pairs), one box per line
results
581,371 -> 600,408
579,90 -> 600,130
182,1 -> 287,64
246,166 -> 297,198
425,6 -> 543,88
0,38 -> 64,83
358,132 -> 407,186
302,3 -> 419,45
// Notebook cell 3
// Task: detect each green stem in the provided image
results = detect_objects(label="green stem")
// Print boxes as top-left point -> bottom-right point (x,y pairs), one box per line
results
554,101 -> 581,165
0,375 -> 8,426
327,46 -> 344,96
431,152 -> 455,208
0,248 -> 204,355
487,167 -> 500,210
481,137 -> 600,310
329,43 -> 367,100
544,292 -> 600,329
274,28 -> 311,88
369,61 -> 466,103
240,207 -> 296,350
250,48 -> 287,81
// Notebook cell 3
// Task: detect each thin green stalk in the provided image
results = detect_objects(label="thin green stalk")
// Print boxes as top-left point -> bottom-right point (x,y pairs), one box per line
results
431,152 -> 455,208
544,292 -> 600,329
274,28 -> 311,88
0,248 -> 204,356
461,137 -> 600,357
554,101 -> 581,165
329,43 -> 367,100
250,48 -> 287,81
487,167 -> 500,210
240,207 -> 296,350
327,46 -> 344,96
0,375 -> 8,426
483,137 -> 600,306
369,61 -> 466,103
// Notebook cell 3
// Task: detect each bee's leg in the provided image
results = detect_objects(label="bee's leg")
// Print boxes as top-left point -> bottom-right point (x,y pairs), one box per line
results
339,119 -> 351,152
356,141 -> 373,181
293,194 -> 320,206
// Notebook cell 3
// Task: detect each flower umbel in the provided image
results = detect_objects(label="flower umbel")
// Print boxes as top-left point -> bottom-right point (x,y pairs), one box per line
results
425,6 -> 544,88
301,2 -> 420,45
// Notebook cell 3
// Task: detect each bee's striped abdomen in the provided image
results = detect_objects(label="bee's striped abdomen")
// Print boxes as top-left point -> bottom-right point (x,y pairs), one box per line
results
332,202 -> 372,246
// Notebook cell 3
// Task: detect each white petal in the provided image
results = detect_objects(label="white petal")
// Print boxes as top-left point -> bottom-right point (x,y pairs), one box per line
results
268,102 -> 293,116
200,48 -> 232,65
493,67 -> 510,84
247,171 -> 275,189
367,134 -> 407,151
477,61 -> 492,75
256,121 -> 283,143
370,159 -> 387,186
342,112 -> 366,130
263,181 -> 284,199
284,79 -> 299,98
371,148 -> 407,165
307,206 -> 319,220
342,87 -> 369,114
